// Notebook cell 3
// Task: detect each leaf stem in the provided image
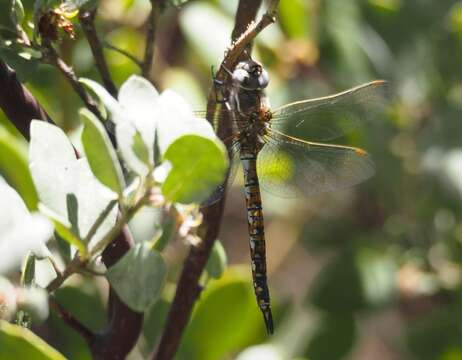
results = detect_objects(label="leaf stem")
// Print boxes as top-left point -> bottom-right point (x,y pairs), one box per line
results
103,41 -> 143,68
82,199 -> 118,246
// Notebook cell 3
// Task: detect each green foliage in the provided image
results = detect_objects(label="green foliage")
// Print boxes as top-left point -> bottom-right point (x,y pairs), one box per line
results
80,109 -> 125,196
305,314 -> 356,360
29,120 -> 118,250
0,178 -> 52,274
178,268 -> 263,360
0,127 -> 38,210
106,243 -> 167,312
205,240 -> 228,279
162,135 -> 228,204
0,320 -> 66,360
21,252 -> 36,287
2,0 -> 462,359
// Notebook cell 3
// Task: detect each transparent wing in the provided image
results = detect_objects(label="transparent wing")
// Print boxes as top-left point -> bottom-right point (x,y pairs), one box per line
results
270,80 -> 389,142
257,130 -> 375,198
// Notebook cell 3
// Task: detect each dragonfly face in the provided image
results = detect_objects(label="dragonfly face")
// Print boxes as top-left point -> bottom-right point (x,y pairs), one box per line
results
232,60 -> 269,91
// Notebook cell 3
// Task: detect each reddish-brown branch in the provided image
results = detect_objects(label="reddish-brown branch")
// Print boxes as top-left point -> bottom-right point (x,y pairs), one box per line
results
0,61 -> 51,140
49,296 -> 95,344
152,1 -> 276,359
0,59 -> 141,359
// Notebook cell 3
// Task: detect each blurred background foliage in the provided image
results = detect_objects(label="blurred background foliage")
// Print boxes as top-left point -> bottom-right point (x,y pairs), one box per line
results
2,0 -> 462,359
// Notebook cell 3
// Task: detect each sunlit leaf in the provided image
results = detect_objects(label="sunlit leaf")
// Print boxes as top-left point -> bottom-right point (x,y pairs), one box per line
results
21,252 -> 36,287
29,121 -> 118,249
0,126 -> 38,210
156,89 -> 216,155
179,267 -> 263,360
0,320 -> 66,359
80,108 -> 125,196
0,178 -> 52,275
162,135 -> 228,204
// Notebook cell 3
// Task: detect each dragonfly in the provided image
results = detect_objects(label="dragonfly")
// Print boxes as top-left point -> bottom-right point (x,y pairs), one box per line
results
199,58 -> 388,335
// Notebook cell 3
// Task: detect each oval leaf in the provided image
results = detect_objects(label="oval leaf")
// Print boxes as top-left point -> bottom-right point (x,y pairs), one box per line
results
29,121 -> 118,250
205,240 -> 228,279
162,135 -> 228,204
0,127 -> 38,210
0,178 -> 52,274
106,243 -> 167,312
80,109 -> 125,196
0,320 -> 66,360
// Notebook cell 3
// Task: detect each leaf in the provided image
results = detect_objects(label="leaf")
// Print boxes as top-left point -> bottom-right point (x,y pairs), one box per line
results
117,75 -> 158,163
305,314 -> 357,360
179,267 -> 262,360
39,204 -> 87,256
82,76 -> 159,173
0,44 -> 40,83
162,135 -> 228,204
29,121 -> 118,250
0,178 -> 53,275
307,250 -> 365,313
152,216 -> 175,252
156,90 -> 216,155
80,109 -> 125,196
205,240 -> 227,279
11,0 -> 25,27
132,130 -> 151,166
0,126 -> 38,210
0,320 -> 66,360
79,78 -> 122,117
21,252 -> 36,287
106,243 -> 167,312
115,120 -> 150,176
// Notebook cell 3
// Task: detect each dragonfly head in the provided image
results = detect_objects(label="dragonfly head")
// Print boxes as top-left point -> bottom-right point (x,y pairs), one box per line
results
232,60 -> 269,91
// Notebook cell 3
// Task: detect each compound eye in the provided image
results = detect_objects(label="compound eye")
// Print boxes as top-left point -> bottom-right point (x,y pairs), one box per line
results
232,68 -> 249,86
258,69 -> 269,88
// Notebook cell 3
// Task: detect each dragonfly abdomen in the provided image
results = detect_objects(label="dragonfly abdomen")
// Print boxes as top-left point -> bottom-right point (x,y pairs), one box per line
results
241,151 -> 273,334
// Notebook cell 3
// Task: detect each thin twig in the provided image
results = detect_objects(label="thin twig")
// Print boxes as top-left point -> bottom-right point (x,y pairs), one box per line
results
79,7 -> 118,96
46,255 -> 84,292
49,296 -> 95,344
42,42 -> 104,121
103,41 -> 143,68
89,192 -> 149,257
152,1 -> 278,359
142,0 -> 167,79
82,199 -> 118,245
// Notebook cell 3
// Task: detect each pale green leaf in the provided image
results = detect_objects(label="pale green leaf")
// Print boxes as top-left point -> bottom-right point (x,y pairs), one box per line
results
205,240 -> 227,279
106,243 -> 166,312
0,320 -> 66,360
80,109 -> 125,196
29,121 -> 118,250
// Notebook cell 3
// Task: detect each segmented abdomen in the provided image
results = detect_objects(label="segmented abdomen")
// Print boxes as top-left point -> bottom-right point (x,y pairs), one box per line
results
240,150 -> 273,334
